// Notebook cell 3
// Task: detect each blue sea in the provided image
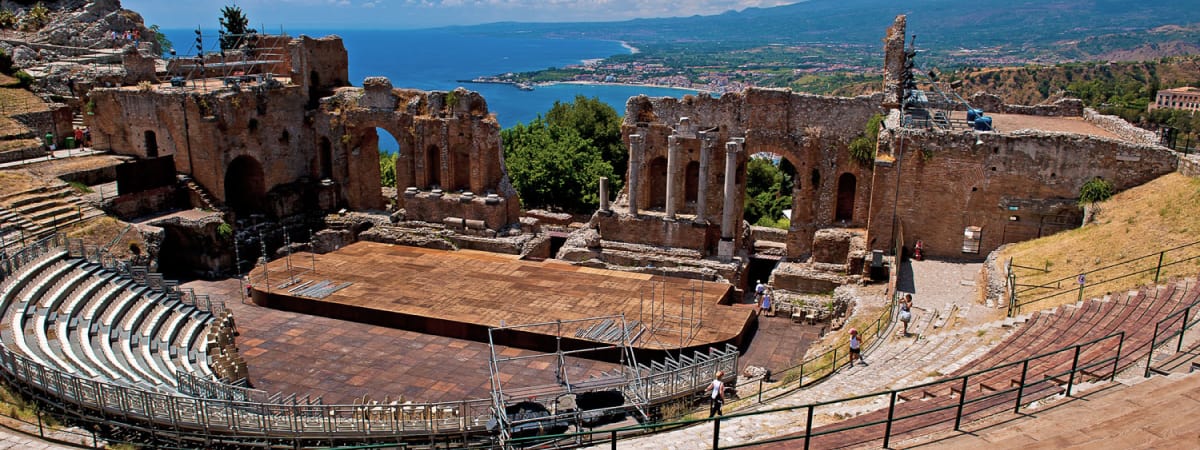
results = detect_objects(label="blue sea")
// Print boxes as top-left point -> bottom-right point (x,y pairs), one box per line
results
162,28 -> 698,130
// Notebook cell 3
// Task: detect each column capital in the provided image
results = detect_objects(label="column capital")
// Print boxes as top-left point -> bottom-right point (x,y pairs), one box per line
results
725,138 -> 745,154
629,133 -> 644,145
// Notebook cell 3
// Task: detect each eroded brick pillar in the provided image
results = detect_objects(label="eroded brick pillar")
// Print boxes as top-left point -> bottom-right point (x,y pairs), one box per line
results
627,134 -> 644,216
696,130 -> 716,223
721,138 -> 744,241
599,176 -> 610,212
666,134 -> 680,220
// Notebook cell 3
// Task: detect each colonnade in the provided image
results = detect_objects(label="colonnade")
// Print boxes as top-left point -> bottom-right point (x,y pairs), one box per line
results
601,117 -> 746,257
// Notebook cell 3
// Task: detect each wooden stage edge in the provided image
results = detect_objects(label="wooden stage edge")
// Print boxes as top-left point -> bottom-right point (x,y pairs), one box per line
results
247,241 -> 757,361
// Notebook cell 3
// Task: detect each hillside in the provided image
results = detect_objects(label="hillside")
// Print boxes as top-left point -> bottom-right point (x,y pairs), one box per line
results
460,0 -> 1200,64
997,173 -> 1200,314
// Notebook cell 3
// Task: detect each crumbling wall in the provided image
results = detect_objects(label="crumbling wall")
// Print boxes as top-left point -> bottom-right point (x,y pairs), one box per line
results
968,93 -> 1084,117
868,127 -> 1177,260
613,88 -> 882,259
1084,108 -> 1160,146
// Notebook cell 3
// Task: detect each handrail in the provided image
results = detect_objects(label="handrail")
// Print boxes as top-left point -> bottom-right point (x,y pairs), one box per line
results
507,332 -> 1129,449
1010,238 -> 1200,315
1144,285 -> 1200,377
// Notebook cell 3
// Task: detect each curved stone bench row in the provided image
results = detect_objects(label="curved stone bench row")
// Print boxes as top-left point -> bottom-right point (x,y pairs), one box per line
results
0,252 -> 219,393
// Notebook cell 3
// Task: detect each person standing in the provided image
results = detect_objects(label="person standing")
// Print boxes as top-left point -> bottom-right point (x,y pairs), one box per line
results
899,294 -> 913,336
849,329 -> 866,366
754,280 -> 766,304
708,371 -> 725,417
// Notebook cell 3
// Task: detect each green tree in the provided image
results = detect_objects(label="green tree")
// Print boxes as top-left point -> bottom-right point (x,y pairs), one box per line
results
218,4 -> 256,50
501,117 -> 616,213
149,24 -> 172,55
21,2 -> 49,31
743,157 -> 792,229
1078,177 -> 1114,206
379,150 -> 396,188
848,113 -> 883,165
544,96 -> 626,191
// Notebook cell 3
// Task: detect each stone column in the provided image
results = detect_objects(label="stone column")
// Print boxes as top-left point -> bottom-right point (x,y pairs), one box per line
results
665,135 -> 680,220
719,138 -> 744,258
627,134 -> 644,216
696,130 -> 716,223
599,176 -> 610,212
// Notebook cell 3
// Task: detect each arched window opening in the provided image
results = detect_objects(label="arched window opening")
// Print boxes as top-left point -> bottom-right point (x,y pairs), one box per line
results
144,130 -> 158,158
835,173 -> 857,222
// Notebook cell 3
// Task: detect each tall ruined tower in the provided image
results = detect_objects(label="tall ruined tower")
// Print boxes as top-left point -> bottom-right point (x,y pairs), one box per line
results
881,15 -> 907,109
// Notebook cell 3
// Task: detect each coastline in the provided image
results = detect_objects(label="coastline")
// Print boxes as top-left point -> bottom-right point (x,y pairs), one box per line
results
619,40 -> 640,54
540,80 -> 713,95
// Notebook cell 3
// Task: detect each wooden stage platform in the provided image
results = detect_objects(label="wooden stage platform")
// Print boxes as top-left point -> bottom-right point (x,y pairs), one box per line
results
248,242 -> 753,356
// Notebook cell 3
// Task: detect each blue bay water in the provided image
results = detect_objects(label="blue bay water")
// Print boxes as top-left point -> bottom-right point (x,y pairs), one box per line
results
161,28 -> 698,130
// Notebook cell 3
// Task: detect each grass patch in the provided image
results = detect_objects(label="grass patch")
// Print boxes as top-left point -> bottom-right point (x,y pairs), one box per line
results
0,170 -> 49,199
67,181 -> 92,193
999,173 -> 1200,313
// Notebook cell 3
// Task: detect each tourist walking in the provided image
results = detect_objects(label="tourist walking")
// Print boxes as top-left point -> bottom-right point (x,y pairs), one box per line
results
754,279 -> 766,303
849,329 -> 866,366
899,294 -> 913,336
708,371 -> 725,417
760,288 -> 775,317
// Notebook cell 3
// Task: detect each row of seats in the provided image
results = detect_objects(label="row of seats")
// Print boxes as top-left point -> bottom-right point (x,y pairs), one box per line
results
0,250 -> 219,393
793,277 -> 1200,449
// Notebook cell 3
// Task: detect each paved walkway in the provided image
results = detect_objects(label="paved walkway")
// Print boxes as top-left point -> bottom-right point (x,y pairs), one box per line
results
583,259 -> 1011,449
0,148 -> 105,170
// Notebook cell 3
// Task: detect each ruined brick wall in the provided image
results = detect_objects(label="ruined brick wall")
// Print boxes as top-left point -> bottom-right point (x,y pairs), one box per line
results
867,126 -> 1178,260
615,88 -> 882,258
317,81 -> 520,227
289,35 -> 349,98
1083,108 -> 1160,146
881,15 -> 907,109
969,93 -> 1084,117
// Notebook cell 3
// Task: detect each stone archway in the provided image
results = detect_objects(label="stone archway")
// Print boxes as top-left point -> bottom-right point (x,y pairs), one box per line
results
225,155 -> 266,216
836,172 -> 856,222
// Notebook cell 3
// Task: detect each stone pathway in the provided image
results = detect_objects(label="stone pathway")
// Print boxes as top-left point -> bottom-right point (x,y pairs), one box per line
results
584,259 -> 1013,449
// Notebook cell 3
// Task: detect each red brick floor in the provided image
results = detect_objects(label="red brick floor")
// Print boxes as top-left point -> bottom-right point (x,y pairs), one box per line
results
184,244 -> 817,406
187,278 -> 621,406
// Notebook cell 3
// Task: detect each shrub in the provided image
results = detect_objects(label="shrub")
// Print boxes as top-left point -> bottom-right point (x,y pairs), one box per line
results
14,71 -> 33,87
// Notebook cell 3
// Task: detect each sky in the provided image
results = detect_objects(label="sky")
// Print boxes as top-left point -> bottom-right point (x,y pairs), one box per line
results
122,0 -> 799,30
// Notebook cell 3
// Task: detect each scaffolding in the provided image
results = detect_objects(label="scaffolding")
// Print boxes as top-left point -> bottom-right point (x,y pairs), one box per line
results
486,315 -> 648,448
165,29 -> 292,93
637,269 -> 706,350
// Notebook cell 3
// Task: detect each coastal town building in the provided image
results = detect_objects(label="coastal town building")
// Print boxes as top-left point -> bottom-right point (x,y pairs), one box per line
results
1149,86 -> 1200,112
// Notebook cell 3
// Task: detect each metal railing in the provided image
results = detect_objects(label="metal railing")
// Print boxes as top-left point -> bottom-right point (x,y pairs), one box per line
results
508,332 -> 1127,449
0,233 -> 745,446
1144,286 -> 1200,377
1008,240 -> 1200,316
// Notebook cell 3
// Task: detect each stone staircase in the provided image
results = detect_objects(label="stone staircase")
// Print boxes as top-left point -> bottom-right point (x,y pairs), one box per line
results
177,174 -> 224,212
0,183 -> 105,248
583,306 -> 1023,449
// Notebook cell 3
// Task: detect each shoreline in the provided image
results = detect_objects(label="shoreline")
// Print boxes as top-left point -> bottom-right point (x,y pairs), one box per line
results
539,80 -> 714,95
619,40 -> 640,54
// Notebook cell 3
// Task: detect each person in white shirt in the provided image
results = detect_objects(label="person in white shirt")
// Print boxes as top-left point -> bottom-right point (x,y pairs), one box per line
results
708,371 -> 725,417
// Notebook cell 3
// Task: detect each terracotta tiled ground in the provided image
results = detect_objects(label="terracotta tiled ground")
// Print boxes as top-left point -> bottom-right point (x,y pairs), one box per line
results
188,278 -> 622,406
248,242 -> 750,350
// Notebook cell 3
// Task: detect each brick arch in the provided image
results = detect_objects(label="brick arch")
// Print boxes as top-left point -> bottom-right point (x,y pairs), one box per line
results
225,155 -> 266,216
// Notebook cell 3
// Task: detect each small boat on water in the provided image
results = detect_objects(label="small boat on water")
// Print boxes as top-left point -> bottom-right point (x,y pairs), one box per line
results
516,83 -> 534,91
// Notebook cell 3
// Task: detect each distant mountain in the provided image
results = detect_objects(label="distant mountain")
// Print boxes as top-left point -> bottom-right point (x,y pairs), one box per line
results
455,0 -> 1200,61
